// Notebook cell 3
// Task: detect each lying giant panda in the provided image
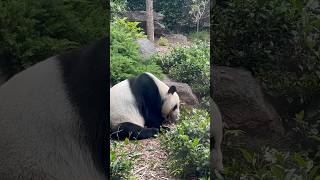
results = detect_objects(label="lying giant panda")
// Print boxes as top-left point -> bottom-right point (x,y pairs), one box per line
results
110,72 -> 180,140
0,38 -> 108,179
210,98 -> 224,174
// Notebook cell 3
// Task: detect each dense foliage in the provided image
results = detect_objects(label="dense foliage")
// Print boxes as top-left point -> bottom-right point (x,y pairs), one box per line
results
151,41 -> 210,96
212,0 -> 320,116
212,0 -> 320,162
217,129 -> 320,180
160,108 -> 210,179
127,0 -> 209,32
0,0 -> 107,76
110,18 -> 163,84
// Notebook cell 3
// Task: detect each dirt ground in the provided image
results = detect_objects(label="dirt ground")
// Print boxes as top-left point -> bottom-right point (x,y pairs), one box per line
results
127,138 -> 177,180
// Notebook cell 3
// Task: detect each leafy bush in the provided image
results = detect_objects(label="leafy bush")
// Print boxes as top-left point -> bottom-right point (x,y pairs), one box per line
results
110,139 -> 140,180
212,0 -> 320,118
151,41 -> 209,96
216,128 -> 320,180
0,0 -> 107,76
160,108 -> 210,179
111,0 -> 127,17
111,18 -> 163,84
157,36 -> 169,46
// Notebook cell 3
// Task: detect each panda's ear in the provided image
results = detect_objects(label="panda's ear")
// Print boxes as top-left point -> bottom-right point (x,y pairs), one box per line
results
168,86 -> 176,94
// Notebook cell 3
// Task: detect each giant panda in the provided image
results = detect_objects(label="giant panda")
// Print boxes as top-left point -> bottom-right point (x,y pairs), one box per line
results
210,98 -> 224,174
0,38 -> 108,179
110,72 -> 180,140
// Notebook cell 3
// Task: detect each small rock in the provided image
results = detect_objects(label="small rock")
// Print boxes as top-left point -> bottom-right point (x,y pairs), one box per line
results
165,34 -> 188,44
136,38 -> 157,59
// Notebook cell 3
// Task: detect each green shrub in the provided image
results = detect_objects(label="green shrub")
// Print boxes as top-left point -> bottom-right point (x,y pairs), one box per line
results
111,0 -> 127,17
160,108 -> 210,179
157,36 -> 169,46
217,128 -> 320,180
0,0 -> 107,76
151,41 -> 209,96
111,18 -> 163,84
110,139 -> 140,180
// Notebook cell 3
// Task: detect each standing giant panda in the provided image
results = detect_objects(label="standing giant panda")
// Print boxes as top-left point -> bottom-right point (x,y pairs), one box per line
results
0,38 -> 108,179
110,72 -> 180,140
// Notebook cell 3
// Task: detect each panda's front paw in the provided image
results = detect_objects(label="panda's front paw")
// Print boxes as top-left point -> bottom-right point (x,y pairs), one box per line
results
147,128 -> 159,138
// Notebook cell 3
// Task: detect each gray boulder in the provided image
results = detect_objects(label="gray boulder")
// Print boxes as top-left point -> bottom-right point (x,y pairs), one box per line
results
165,34 -> 188,44
136,38 -> 157,59
212,66 -> 284,135
163,75 -> 199,107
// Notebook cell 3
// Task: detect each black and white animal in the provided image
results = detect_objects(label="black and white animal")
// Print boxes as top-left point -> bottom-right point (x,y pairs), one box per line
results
0,38 -> 108,179
110,72 -> 180,140
210,98 -> 224,173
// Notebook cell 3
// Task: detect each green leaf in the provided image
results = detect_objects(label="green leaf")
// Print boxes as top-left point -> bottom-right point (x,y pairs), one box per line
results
239,148 -> 253,163
292,153 -> 307,167
124,137 -> 129,145
271,165 -> 285,180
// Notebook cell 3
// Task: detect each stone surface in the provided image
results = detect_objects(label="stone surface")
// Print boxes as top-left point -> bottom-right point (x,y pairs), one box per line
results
165,34 -> 188,44
135,38 -> 157,59
212,66 -> 284,135
163,75 -> 199,107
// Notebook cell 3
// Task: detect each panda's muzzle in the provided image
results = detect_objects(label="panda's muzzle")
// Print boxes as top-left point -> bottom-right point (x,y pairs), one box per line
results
165,105 -> 179,122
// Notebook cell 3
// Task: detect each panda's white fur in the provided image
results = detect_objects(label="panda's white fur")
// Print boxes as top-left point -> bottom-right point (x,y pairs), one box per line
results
110,72 -> 180,138
110,79 -> 145,128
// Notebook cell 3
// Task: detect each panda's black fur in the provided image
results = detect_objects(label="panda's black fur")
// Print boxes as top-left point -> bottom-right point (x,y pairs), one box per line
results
110,73 -> 180,140
0,38 -> 108,179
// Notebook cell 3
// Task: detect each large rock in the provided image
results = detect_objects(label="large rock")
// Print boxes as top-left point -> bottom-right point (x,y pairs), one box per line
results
136,38 -> 157,59
163,75 -> 199,107
212,66 -> 284,135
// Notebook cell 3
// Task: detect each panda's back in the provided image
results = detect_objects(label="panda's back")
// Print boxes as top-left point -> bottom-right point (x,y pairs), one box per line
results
110,79 -> 144,129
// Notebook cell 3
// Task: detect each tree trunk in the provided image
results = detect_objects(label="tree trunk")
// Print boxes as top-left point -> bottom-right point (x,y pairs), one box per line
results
196,19 -> 200,33
146,0 -> 154,42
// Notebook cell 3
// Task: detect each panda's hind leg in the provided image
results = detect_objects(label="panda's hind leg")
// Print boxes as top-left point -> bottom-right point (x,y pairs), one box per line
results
111,122 -> 159,140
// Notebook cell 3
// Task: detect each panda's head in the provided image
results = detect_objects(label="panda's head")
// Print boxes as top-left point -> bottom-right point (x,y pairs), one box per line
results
162,86 -> 180,123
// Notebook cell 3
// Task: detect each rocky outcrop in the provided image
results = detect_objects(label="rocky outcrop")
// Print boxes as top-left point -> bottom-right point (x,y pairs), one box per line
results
163,75 -> 199,107
212,66 -> 284,135
136,38 -> 157,59
165,34 -> 188,44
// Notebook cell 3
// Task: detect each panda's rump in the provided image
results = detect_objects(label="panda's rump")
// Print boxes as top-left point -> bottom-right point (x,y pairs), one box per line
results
110,80 -> 145,130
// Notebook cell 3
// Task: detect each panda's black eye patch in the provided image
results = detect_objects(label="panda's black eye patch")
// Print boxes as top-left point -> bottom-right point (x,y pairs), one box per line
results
172,105 -> 177,111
